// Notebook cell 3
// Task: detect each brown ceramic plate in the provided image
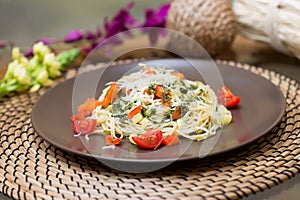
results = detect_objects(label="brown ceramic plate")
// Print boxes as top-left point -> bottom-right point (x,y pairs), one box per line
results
31,59 -> 285,171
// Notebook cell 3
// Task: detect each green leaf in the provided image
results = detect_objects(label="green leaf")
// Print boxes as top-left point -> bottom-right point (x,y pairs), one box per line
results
56,48 -> 80,69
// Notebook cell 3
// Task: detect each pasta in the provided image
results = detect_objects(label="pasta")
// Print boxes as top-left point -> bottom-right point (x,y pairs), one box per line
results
89,63 -> 232,141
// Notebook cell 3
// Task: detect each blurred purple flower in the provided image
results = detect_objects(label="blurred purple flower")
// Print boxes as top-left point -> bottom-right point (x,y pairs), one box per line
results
84,26 -> 102,41
143,3 -> 170,28
24,49 -> 33,57
80,42 -> 99,54
84,31 -> 97,40
65,30 -> 83,43
36,38 -> 53,45
22,1 -> 171,59
126,1 -> 135,10
24,38 -> 52,57
101,36 -> 123,46
104,1 -> 139,38
80,45 -> 92,54
142,3 -> 171,46
0,41 -> 6,48
96,26 -> 102,38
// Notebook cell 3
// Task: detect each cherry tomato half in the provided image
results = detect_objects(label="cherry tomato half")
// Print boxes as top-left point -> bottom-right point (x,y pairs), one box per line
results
106,135 -> 122,145
217,86 -> 240,108
132,129 -> 163,150
72,119 -> 97,134
162,134 -> 180,146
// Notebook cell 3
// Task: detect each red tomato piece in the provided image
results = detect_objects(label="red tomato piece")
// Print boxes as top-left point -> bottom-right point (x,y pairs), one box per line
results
102,83 -> 119,108
162,101 -> 170,107
162,134 -> 180,146
70,115 -> 77,121
217,86 -> 240,108
172,106 -> 182,121
132,129 -> 163,150
143,89 -> 151,95
106,135 -> 122,145
155,85 -> 165,98
143,67 -> 156,75
72,119 -> 97,134
121,87 -> 131,95
128,105 -> 142,119
226,96 -> 240,108
155,85 -> 171,106
171,72 -> 185,80
70,111 -> 85,121
77,98 -> 102,116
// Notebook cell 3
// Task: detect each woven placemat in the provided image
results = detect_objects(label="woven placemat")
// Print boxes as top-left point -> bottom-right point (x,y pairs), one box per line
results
0,59 -> 299,200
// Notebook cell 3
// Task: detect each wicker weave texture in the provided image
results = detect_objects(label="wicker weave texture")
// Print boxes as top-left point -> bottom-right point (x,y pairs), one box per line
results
0,60 -> 299,200
167,0 -> 236,56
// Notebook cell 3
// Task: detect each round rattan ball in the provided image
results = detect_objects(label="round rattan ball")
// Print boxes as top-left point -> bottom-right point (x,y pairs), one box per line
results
167,0 -> 236,56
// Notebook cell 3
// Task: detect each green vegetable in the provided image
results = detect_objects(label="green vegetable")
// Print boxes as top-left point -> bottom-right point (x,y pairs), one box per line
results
191,84 -> 198,90
180,87 -> 187,94
162,93 -> 168,102
128,136 -> 137,145
181,104 -> 189,116
143,107 -> 156,117
198,96 -> 205,102
147,84 -> 156,94
111,102 -> 123,115
197,89 -> 204,95
56,48 -> 80,69
0,42 -> 80,99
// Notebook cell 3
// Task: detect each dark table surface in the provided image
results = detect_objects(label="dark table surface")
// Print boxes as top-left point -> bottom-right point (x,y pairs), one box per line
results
0,1 -> 299,199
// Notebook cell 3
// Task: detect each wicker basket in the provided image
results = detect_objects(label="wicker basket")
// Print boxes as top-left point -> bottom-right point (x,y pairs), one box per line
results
167,0 -> 236,56
233,0 -> 300,60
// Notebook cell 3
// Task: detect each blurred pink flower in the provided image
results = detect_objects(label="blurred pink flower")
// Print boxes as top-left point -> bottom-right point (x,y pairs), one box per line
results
143,3 -> 171,28
65,30 -> 83,43
23,1 -> 172,57
104,1 -> 139,38
142,3 -> 171,45
24,49 -> 33,57
0,41 -> 6,48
